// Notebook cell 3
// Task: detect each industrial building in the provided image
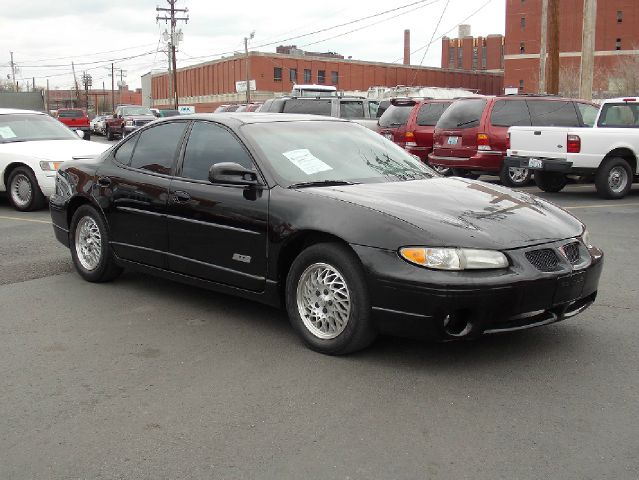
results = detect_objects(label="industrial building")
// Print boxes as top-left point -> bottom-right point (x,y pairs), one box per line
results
440,25 -> 505,72
147,46 -> 504,112
504,0 -> 639,96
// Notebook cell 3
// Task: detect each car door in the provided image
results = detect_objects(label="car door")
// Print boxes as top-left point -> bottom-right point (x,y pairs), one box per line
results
166,120 -> 268,292
96,121 -> 189,268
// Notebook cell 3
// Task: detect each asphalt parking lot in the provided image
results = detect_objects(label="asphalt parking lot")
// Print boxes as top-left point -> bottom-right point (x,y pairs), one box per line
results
1,168 -> 638,479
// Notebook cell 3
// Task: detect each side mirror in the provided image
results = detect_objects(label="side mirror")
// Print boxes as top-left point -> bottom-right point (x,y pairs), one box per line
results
76,129 -> 85,139
209,162 -> 258,186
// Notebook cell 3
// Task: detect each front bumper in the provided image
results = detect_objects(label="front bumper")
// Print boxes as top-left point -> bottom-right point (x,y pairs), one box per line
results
352,240 -> 603,340
428,151 -> 504,172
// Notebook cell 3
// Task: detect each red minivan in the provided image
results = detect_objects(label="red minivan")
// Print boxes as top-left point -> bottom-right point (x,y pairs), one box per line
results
428,95 -> 599,187
379,98 -> 453,170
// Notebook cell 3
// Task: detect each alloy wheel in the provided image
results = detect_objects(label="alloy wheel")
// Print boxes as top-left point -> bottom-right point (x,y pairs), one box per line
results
75,216 -> 102,271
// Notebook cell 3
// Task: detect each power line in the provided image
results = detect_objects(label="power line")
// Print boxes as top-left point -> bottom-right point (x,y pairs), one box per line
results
17,43 -> 158,64
409,0 -> 450,85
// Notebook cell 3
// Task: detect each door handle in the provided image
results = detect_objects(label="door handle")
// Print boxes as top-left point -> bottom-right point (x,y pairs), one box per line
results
172,191 -> 191,203
97,176 -> 111,187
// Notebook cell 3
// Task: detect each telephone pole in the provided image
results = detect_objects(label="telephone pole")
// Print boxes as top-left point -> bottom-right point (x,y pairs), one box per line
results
81,72 -> 92,111
108,66 -> 126,109
545,0 -> 560,95
9,51 -> 17,92
579,0 -> 597,100
538,0 -> 548,93
157,0 -> 189,109
244,31 -> 254,103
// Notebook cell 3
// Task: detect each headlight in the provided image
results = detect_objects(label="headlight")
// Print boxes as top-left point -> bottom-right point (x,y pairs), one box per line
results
39,161 -> 63,171
55,172 -> 73,197
399,247 -> 509,270
581,229 -> 592,248
125,120 -> 133,126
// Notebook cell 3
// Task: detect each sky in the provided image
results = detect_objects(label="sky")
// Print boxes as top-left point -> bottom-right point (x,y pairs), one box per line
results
0,0 -> 505,91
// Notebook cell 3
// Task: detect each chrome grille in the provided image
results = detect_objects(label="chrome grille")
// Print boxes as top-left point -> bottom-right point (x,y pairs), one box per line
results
134,119 -> 152,127
562,242 -> 581,265
525,248 -> 560,272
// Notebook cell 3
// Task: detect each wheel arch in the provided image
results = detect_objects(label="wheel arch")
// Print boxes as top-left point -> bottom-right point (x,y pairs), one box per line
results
66,194 -> 107,230
3,162 -> 35,189
604,148 -> 637,174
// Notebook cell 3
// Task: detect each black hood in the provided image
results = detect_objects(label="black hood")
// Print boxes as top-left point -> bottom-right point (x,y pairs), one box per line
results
302,177 -> 583,250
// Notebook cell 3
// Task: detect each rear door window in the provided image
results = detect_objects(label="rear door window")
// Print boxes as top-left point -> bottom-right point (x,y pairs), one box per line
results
416,102 -> 452,126
436,99 -> 488,129
527,100 -> 580,126
282,99 -> 332,116
378,105 -> 413,128
129,122 -> 188,175
339,101 -> 365,119
490,100 -> 531,127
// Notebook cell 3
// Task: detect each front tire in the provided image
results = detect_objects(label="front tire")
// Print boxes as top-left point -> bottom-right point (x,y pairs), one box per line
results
500,164 -> 532,187
106,127 -> 114,141
595,157 -> 633,199
534,171 -> 568,192
285,243 -> 377,355
7,167 -> 46,211
70,205 -> 123,282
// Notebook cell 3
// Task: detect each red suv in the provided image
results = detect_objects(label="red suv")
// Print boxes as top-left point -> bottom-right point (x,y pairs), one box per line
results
379,98 -> 453,171
428,95 -> 599,187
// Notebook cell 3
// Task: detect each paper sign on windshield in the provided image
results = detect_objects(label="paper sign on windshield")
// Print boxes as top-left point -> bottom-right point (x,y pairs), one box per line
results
283,149 -> 332,175
0,126 -> 17,139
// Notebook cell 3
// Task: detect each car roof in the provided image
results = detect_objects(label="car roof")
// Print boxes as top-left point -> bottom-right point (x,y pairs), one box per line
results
155,112 -> 348,126
0,108 -> 46,115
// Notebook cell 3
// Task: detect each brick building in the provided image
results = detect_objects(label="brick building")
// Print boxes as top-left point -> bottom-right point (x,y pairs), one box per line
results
504,0 -> 639,96
47,86 -> 142,114
149,51 -> 504,111
441,26 -> 505,72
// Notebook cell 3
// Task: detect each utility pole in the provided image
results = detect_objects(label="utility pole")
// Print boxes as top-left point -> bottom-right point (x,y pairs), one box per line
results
579,0 -> 597,100
538,0 -> 548,93
9,51 -> 17,92
167,48 -> 173,107
46,78 -> 50,113
81,72 -> 92,111
157,0 -> 189,109
546,0 -> 560,95
71,62 -> 80,107
244,31 -> 255,104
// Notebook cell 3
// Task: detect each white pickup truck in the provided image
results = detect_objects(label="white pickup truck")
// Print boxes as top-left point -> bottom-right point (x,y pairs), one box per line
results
504,97 -> 639,199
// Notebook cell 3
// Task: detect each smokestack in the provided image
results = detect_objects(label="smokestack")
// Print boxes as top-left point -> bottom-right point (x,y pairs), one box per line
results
403,29 -> 411,65
458,24 -> 471,38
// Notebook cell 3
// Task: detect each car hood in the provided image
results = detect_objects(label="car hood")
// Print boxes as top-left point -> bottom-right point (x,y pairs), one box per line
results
0,139 -> 109,162
302,177 -> 583,249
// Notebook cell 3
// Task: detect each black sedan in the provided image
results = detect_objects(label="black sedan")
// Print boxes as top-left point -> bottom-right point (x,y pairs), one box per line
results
50,114 -> 603,355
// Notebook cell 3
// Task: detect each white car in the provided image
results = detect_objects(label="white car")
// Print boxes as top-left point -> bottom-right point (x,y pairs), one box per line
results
0,108 -> 109,211
90,115 -> 107,135
505,97 -> 639,199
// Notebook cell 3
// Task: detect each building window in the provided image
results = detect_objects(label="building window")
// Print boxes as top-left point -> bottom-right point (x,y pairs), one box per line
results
457,48 -> 463,68
331,71 -> 339,85
317,70 -> 325,84
616,38 -> 622,50
472,47 -> 478,70
521,17 -> 526,29
617,11 -> 623,23
304,69 -> 311,83
274,67 -> 282,82
290,68 -> 297,83
519,42 -> 526,54
448,47 -> 455,68
519,79 -> 524,91
481,46 -> 487,69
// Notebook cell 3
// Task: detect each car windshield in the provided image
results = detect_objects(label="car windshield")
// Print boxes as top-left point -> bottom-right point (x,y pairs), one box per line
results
122,107 -> 154,116
243,121 -> 436,186
0,114 -> 79,143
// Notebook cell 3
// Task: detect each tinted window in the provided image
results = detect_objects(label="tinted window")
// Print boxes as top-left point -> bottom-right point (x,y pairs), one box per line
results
181,122 -> 253,181
597,103 -> 639,127
114,134 -> 138,165
378,105 -> 413,128
340,101 -> 365,119
577,103 -> 598,127
527,100 -> 580,126
437,99 -> 488,129
129,122 -> 187,175
282,99 -> 332,116
490,100 -> 531,127
58,110 -> 83,118
416,102 -> 452,126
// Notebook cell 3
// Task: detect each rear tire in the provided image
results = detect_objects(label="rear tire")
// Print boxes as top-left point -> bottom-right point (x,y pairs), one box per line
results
70,205 -> 123,282
595,157 -> 633,199
285,243 -> 377,355
499,164 -> 532,187
534,171 -> 568,193
7,167 -> 46,212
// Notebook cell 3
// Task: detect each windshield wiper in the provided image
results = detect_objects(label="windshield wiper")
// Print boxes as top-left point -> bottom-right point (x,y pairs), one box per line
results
456,119 -> 479,127
287,180 -> 358,189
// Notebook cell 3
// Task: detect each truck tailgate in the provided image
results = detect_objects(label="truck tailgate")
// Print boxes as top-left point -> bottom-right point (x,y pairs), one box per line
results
508,126 -> 571,158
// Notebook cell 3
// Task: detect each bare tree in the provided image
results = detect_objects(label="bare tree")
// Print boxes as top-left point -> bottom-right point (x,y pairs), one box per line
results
559,64 -> 581,98
605,53 -> 639,97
